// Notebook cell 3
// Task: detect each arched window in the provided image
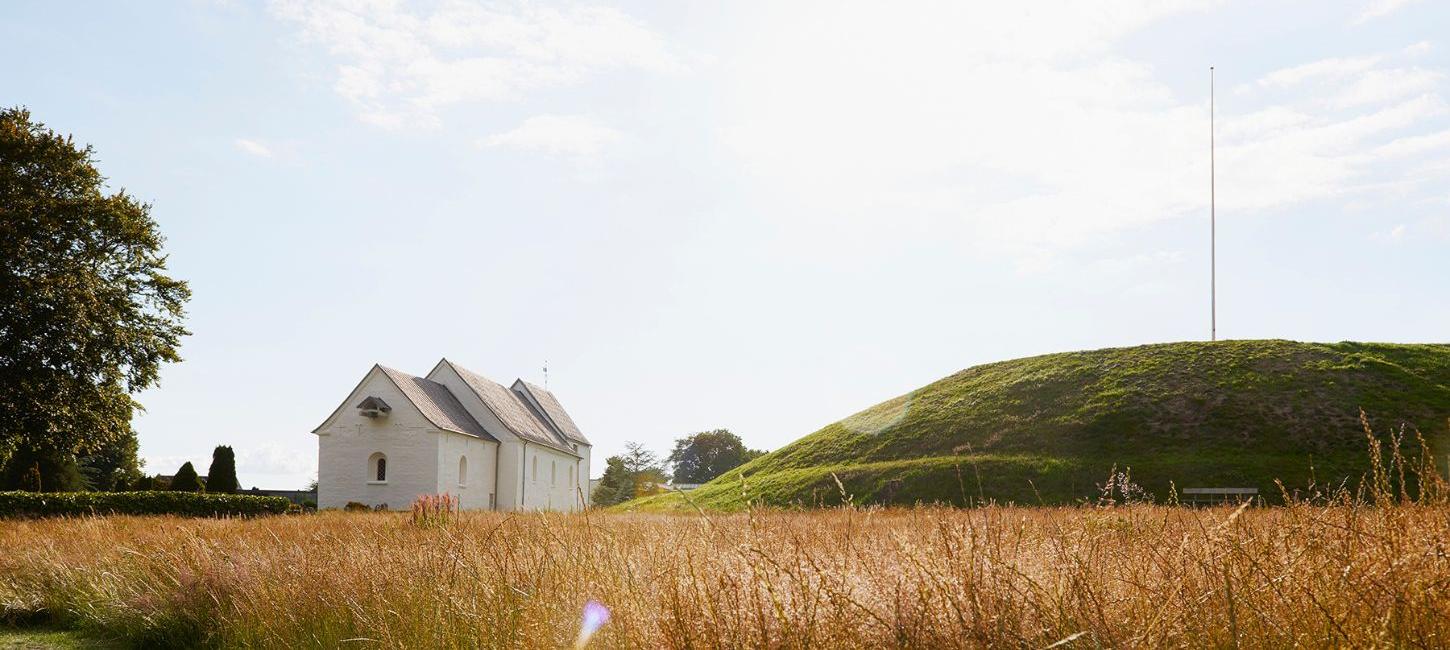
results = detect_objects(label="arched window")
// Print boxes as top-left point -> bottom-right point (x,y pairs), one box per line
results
369,452 -> 387,482
551,461 -> 556,485
531,455 -> 538,482
458,456 -> 468,486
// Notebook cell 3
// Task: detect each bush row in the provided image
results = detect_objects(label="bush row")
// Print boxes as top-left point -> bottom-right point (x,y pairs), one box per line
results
0,490 -> 291,518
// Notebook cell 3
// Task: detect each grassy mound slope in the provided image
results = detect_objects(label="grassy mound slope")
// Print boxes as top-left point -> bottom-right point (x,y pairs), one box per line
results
627,340 -> 1450,510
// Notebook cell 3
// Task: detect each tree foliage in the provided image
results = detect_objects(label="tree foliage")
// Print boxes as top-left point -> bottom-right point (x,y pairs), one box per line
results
18,464 -> 41,492
590,457 -> 630,506
1,444 -> 85,492
0,107 -> 189,486
667,429 -> 765,484
79,430 -> 144,491
170,461 -> 204,492
591,442 -> 669,506
206,445 -> 239,494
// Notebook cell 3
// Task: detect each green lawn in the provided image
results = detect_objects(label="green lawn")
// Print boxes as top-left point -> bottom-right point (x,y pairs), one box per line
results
0,627 -> 121,650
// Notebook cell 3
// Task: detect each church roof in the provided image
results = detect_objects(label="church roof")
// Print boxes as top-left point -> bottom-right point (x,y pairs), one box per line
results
440,360 -> 579,454
513,380 -> 590,445
377,366 -> 495,441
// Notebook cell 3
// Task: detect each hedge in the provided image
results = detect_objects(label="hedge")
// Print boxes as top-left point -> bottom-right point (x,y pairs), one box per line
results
0,491 -> 291,518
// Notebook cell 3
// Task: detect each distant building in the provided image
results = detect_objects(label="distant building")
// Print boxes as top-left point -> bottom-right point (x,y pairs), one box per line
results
312,360 -> 592,512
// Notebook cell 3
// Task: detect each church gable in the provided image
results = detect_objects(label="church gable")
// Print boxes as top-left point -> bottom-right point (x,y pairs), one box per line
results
376,366 -> 493,440
312,365 -> 492,440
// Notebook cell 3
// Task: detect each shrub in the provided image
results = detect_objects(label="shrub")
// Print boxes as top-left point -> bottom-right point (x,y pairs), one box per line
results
344,501 -> 370,512
410,493 -> 458,527
0,491 -> 289,518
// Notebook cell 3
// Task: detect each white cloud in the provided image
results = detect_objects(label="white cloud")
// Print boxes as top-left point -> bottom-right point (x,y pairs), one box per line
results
481,114 -> 623,157
719,4 -> 1449,260
1375,216 -> 1450,242
235,444 -> 316,477
1256,56 -> 1382,88
144,443 -> 314,487
1092,250 -> 1186,274
1372,129 -> 1450,158
269,0 -> 680,129
1328,68 -> 1442,108
1355,0 -> 1423,24
142,454 -> 196,475
234,137 -> 273,157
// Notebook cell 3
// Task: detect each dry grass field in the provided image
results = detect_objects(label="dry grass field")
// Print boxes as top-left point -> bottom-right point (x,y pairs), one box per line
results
3,420 -> 1449,648
2,501 -> 1449,649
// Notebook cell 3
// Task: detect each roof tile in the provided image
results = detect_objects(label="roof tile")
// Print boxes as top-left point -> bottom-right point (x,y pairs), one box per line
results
515,381 -> 590,445
378,366 -> 494,441
445,362 -> 576,453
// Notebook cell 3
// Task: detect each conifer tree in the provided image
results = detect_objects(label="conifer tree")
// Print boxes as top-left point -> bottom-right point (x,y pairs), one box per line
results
170,461 -> 204,492
206,445 -> 239,493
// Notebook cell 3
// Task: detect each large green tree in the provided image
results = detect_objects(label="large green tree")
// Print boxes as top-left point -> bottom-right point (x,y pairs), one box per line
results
206,445 -> 239,494
0,107 -> 189,489
667,429 -> 765,484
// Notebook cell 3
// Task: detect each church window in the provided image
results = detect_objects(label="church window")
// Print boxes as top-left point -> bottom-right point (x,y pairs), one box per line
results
458,456 -> 468,486
532,455 -> 538,481
551,461 -> 557,485
369,453 -> 387,483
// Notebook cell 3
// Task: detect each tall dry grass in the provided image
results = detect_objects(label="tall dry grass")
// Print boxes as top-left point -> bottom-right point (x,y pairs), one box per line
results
4,503 -> 1450,648
0,418 -> 1447,648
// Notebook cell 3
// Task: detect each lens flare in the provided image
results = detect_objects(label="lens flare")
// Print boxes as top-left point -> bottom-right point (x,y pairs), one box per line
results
573,600 -> 610,648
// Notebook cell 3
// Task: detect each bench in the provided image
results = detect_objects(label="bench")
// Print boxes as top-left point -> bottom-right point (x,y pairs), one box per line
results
1180,487 -> 1259,506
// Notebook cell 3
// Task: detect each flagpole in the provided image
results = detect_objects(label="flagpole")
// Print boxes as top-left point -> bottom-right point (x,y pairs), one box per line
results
1210,66 -> 1217,343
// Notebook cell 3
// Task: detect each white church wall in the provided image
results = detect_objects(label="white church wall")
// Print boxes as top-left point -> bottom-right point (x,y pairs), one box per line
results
520,443 -> 584,511
568,443 -> 585,510
436,431 -> 498,509
496,439 -> 524,511
316,368 -> 440,510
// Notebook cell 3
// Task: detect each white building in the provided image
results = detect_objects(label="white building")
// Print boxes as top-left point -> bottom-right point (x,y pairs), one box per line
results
312,359 -> 591,511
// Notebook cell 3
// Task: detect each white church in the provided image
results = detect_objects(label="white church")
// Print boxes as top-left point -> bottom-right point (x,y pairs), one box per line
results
312,359 -> 591,511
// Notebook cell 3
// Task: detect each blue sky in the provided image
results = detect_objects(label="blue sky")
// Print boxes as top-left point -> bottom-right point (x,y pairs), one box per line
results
4,0 -> 1448,489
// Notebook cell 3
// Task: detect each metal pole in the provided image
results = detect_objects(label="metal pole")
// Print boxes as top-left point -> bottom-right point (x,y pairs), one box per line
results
1211,66 -> 1217,343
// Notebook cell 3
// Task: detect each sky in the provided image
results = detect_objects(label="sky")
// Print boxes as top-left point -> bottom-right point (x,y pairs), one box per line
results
3,0 -> 1449,490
